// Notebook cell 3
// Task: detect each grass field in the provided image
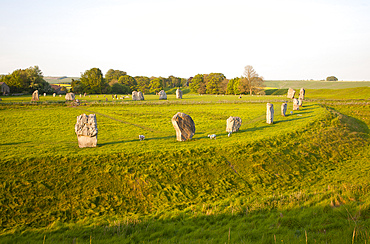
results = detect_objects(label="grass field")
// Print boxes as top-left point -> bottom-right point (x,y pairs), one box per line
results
0,89 -> 369,243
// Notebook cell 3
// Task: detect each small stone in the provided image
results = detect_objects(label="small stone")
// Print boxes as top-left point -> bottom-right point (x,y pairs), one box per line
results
281,102 -> 287,116
293,98 -> 300,110
43,93 -> 46,96
172,112 -> 195,141
53,93 -> 56,97
65,93 -> 75,101
287,88 -> 296,99
298,99 -> 303,107
226,116 -> 242,133
176,88 -> 183,99
266,103 -> 274,124
299,88 -> 305,100
138,91 -> 144,100
159,90 -> 167,100
31,90 -> 39,101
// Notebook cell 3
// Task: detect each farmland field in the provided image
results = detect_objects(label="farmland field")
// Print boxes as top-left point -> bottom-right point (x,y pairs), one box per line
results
0,89 -> 369,243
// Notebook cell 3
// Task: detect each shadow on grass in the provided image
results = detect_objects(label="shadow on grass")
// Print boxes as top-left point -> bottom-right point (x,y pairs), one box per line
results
98,135 -> 176,146
0,141 -> 31,146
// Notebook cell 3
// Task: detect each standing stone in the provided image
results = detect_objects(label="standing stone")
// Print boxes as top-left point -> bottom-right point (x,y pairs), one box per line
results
299,88 -> 305,100
138,91 -> 144,100
266,103 -> 274,124
298,99 -> 303,107
226,116 -> 242,133
65,92 -> 75,101
293,98 -> 300,110
281,102 -> 287,116
53,93 -> 56,97
172,112 -> 195,141
159,90 -> 167,100
75,114 -> 98,148
43,93 -> 46,97
176,89 -> 183,99
31,90 -> 39,101
287,88 -> 296,99
132,91 -> 139,100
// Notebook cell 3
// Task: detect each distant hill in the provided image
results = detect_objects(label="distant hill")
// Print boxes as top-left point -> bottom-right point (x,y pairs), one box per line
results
264,80 -> 370,89
44,76 -> 79,84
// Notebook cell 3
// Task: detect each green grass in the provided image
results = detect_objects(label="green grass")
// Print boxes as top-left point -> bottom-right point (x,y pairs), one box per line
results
0,91 -> 369,243
265,80 -> 370,89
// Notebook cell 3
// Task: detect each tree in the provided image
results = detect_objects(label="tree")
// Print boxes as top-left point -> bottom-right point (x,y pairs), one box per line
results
326,76 -> 338,81
1,66 -> 51,94
80,68 -> 107,94
226,78 -> 239,94
204,73 -> 226,94
135,76 -> 151,93
118,75 -> 137,92
239,65 -> 264,95
149,78 -> 164,94
189,74 -> 204,93
105,69 -> 127,83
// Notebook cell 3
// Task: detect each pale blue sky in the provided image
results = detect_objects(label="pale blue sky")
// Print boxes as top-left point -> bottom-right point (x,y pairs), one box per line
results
1,0 -> 369,80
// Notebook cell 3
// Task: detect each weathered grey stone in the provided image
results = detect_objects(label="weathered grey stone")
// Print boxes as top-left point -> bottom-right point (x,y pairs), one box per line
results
226,116 -> 242,133
266,103 -> 274,124
138,91 -> 144,100
75,114 -> 98,148
293,98 -> 300,110
299,88 -> 305,100
176,88 -> 183,99
65,92 -> 75,101
31,90 -> 39,101
172,112 -> 195,141
281,102 -> 287,116
132,91 -> 139,100
287,88 -> 296,99
159,90 -> 167,100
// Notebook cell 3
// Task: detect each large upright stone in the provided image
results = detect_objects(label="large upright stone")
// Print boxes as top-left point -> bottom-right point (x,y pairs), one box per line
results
293,98 -> 300,110
75,114 -> 98,148
281,102 -> 287,116
299,88 -> 305,100
176,89 -> 183,99
31,90 -> 39,101
138,91 -> 144,100
132,91 -> 139,100
159,90 -> 167,100
226,116 -> 242,133
172,112 -> 195,141
266,103 -> 274,124
65,92 -> 75,101
287,88 -> 296,99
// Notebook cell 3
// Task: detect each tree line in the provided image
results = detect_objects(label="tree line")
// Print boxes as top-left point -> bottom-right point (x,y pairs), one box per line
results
0,65 -> 265,95
189,66 -> 265,95
0,66 -> 52,94
71,68 -> 188,95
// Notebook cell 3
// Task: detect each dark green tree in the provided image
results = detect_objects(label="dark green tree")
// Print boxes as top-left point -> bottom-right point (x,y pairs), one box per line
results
105,69 -> 127,83
326,76 -> 338,81
1,66 -> 51,94
118,75 -> 137,92
80,68 -> 107,94
135,76 -> 151,93
189,74 -> 204,93
149,78 -> 164,94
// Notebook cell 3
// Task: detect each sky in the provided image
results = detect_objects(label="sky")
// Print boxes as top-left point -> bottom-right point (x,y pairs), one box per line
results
1,0 -> 370,80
